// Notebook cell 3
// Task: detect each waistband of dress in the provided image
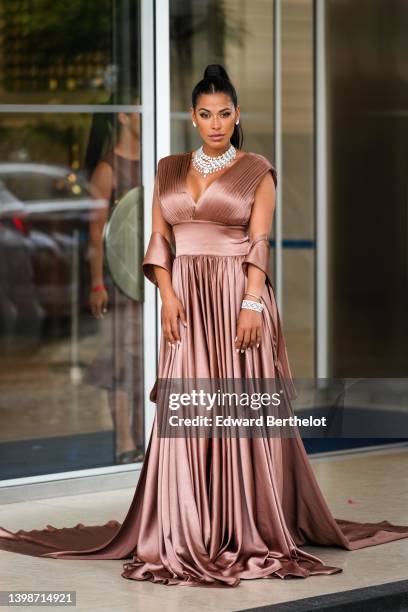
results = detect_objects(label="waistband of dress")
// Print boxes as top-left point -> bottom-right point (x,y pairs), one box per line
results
173,221 -> 250,256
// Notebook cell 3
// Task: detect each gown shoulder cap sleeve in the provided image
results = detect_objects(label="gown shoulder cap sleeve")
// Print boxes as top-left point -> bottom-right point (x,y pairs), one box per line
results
155,154 -> 183,199
142,232 -> 174,287
251,153 -> 277,189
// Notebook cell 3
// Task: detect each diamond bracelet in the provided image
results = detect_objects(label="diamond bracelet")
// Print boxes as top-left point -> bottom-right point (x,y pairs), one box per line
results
241,299 -> 264,313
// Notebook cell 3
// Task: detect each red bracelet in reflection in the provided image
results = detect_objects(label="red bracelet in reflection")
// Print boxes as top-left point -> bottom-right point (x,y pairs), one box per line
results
91,285 -> 106,293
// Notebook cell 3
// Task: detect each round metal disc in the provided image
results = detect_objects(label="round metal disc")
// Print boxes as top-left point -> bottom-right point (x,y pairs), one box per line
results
103,186 -> 144,301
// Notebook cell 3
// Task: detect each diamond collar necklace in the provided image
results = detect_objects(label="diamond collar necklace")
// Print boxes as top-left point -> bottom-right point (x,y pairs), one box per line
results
192,144 -> 237,177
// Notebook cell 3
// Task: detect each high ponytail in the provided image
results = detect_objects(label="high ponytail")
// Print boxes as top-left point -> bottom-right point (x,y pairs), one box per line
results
191,64 -> 243,150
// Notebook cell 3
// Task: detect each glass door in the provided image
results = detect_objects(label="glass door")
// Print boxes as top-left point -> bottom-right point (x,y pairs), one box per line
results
0,0 -> 155,480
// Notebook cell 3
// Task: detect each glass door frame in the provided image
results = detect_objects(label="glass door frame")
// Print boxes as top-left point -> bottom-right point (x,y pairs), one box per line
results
314,0 -> 329,379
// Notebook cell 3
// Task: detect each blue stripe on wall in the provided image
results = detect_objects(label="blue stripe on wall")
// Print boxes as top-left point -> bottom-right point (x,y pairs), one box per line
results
269,239 -> 315,249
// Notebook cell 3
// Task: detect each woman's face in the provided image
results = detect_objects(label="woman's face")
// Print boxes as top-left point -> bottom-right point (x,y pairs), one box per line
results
191,92 -> 240,152
118,111 -> 140,140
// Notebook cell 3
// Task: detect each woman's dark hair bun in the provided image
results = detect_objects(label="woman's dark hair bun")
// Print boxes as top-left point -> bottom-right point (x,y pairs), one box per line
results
203,64 -> 230,82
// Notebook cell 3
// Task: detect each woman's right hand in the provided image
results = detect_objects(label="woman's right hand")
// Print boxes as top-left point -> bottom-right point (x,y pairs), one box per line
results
161,290 -> 187,344
89,288 -> 109,319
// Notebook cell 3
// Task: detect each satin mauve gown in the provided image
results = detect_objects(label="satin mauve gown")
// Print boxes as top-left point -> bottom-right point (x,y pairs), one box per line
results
1,151 -> 408,588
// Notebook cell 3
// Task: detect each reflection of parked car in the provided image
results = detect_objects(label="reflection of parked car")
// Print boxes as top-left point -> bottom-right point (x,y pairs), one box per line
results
0,163 -> 106,339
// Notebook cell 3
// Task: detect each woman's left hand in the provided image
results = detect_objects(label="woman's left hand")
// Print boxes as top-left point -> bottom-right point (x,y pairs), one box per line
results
235,308 -> 262,352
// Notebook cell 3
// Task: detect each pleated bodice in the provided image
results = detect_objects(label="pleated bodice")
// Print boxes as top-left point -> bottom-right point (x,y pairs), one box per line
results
156,150 -> 276,227
143,151 -> 277,288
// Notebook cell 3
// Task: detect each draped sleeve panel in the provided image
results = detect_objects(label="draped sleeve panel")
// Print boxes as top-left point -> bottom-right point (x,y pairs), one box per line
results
242,234 -> 273,287
142,231 -> 174,287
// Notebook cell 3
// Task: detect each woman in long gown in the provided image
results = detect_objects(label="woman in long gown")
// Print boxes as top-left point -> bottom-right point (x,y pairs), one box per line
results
1,64 -> 408,588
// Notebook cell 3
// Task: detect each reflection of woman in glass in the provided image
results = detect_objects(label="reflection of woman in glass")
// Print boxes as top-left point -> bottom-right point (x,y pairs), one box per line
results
84,103 -> 144,464
1,65 -> 408,588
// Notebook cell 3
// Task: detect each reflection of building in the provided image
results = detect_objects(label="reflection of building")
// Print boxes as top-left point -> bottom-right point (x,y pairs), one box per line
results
0,0 -> 407,499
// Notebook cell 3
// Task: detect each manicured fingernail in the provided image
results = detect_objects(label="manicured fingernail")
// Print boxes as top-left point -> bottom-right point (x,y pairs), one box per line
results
234,336 -> 237,341
256,343 -> 260,348
235,349 -> 240,353
240,349 -> 245,353
183,322 -> 188,327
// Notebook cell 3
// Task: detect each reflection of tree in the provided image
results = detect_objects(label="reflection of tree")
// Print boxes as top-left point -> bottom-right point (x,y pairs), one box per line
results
0,0 -> 140,98
170,0 -> 247,150
7,0 -> 112,63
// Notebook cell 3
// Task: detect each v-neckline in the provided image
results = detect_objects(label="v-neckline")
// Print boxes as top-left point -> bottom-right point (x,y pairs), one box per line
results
183,150 -> 250,208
